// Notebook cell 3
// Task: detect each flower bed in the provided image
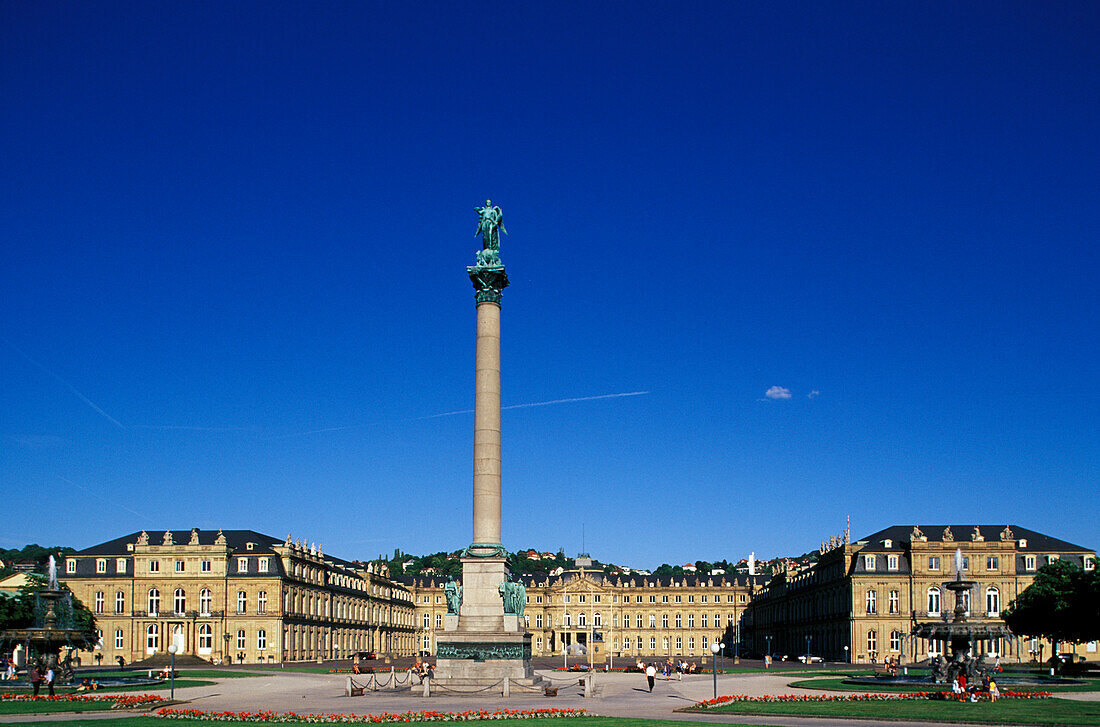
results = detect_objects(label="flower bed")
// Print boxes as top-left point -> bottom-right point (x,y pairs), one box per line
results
156,707 -> 588,722
1,693 -> 163,709
691,691 -> 1052,709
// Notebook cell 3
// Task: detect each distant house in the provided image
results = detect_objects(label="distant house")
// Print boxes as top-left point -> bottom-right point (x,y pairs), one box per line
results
710,568 -> 725,576
682,564 -> 697,572
549,566 -> 564,576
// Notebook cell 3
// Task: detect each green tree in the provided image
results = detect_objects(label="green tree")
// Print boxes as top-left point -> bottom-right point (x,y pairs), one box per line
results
1003,558 -> 1100,647
0,575 -> 98,646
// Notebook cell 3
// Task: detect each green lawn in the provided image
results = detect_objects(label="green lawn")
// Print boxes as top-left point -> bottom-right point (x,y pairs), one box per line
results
10,718 -> 754,727
0,701 -> 123,715
692,696 -> 1100,725
4,679 -> 213,693
789,675 -> 1100,693
81,669 -> 261,680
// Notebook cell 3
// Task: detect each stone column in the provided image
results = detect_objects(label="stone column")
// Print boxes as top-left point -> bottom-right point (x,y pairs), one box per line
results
472,301 -> 502,547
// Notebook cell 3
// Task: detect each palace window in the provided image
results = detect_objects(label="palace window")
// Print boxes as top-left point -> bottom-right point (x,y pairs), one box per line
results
675,595 -> 682,603
662,637 -> 669,650
928,556 -> 940,571
116,591 -> 125,614
201,559 -> 211,572
740,594 -> 746,603
986,587 -> 1000,616
97,559 -> 107,573
701,595 -> 708,603
148,588 -> 160,616
688,614 -> 695,628
593,594 -> 601,603
257,629 -> 267,650
889,590 -> 899,614
1046,554 -> 1060,565
67,559 -> 76,574
675,613 -> 682,628
649,595 -> 655,603
200,589 -> 211,616
237,591 -> 247,613
174,588 -> 186,614
258,558 -> 269,573
636,636 -> 643,649
864,555 -> 876,570
435,613 -> 442,628
422,613 -> 431,628
962,557 -> 969,570
688,637 -> 695,650
176,560 -> 185,572
258,591 -> 267,614
149,560 -> 159,573
594,612 -> 602,626
636,614 -> 643,628
890,630 -> 901,651
649,636 -> 656,649
564,612 -> 571,626
987,556 -> 999,570
238,558 -> 248,573
535,595 -> 543,603
867,630 -> 877,654
887,555 -> 899,571
688,595 -> 695,603
648,614 -> 655,629
115,629 -> 124,649
535,614 -> 543,628
198,624 -> 211,650
564,595 -> 570,603
94,592 -> 104,614
536,637 -> 542,650
1085,558 -> 1095,571
702,635 -> 709,649
865,590 -> 877,615
147,624 -> 159,651
117,558 -> 127,572
579,612 -> 587,626
701,614 -> 708,628
662,595 -> 668,603
662,614 -> 668,628
237,630 -> 246,649
1025,555 -> 1036,570
727,613 -> 735,626
675,636 -> 682,650
636,595 -> 642,603
927,587 -> 941,616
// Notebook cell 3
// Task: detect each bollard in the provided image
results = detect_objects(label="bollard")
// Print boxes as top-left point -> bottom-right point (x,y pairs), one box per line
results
390,667 -> 395,690
502,677 -> 509,697
423,676 -> 430,697
345,677 -> 352,697
583,673 -> 592,698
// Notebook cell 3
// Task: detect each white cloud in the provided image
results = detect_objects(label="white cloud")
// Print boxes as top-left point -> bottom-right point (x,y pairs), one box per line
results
765,386 -> 792,400
807,390 -> 820,399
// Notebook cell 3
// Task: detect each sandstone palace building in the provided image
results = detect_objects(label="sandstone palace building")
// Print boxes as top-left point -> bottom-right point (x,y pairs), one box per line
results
63,530 -> 417,665
60,524 -> 1095,666
743,524 -> 1097,664
404,569 -> 769,662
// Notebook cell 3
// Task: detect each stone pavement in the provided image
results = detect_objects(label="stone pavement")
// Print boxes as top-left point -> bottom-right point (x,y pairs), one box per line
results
1,669 -> 1095,727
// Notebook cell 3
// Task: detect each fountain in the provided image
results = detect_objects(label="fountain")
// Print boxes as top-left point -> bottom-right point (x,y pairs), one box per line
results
910,548 -> 1011,684
0,557 -> 95,683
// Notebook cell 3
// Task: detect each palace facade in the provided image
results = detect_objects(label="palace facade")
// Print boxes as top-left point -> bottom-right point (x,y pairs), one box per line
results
62,529 -> 417,665
405,569 -> 769,662
743,524 -> 1097,664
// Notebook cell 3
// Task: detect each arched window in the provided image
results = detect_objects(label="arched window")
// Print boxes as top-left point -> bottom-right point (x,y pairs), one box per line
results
986,587 -> 1000,616
94,592 -> 104,614
867,629 -> 877,654
890,630 -> 902,651
116,591 -> 126,614
147,623 -> 159,651
148,588 -> 160,615
200,588 -> 212,616
865,589 -> 877,614
174,588 -> 186,614
927,587 -> 941,616
238,591 -> 247,613
564,612 -> 571,626
198,624 -> 212,650
594,611 -> 602,626
258,591 -> 267,614
888,590 -> 899,614
675,613 -> 682,628
578,612 -> 586,626
257,629 -> 267,650
237,629 -> 246,650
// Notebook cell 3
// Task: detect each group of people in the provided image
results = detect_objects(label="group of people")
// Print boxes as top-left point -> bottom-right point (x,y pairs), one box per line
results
635,659 -> 700,691
28,663 -> 57,696
412,660 -> 434,683
951,671 -> 1001,702
1,655 -> 16,681
75,678 -> 101,691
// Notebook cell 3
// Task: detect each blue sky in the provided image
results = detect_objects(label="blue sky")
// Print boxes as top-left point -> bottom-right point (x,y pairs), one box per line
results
2,2 -> 1097,568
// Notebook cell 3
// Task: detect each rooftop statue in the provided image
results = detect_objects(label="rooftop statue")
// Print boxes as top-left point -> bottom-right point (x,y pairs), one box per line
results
474,200 -> 506,267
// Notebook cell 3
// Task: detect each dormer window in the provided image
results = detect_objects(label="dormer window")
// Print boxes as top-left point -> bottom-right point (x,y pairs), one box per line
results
883,539 -> 892,548
246,543 -> 255,551
1019,539 -> 1028,548
66,559 -> 77,574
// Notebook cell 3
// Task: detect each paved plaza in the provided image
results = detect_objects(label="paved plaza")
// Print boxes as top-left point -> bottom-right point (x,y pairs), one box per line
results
4,667 -> 1096,727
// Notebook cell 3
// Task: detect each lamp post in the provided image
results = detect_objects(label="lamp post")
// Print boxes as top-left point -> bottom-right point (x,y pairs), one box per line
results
765,634 -> 772,666
805,634 -> 811,665
844,645 -> 849,664
223,633 -> 231,665
167,643 -> 177,700
710,641 -> 721,699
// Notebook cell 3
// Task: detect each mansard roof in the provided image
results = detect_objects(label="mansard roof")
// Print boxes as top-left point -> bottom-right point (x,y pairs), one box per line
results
856,525 -> 1092,553
76,529 -> 282,555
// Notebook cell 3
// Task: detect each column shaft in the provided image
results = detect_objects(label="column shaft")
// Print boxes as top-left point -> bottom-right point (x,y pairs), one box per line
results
472,301 -> 502,545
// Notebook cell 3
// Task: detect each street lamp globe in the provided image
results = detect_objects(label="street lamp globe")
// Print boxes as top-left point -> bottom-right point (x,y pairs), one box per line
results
168,644 -> 178,655
710,642 -> 720,655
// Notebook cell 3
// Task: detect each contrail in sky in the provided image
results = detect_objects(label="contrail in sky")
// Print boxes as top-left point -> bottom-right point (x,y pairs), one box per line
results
273,391 -> 651,439
57,475 -> 151,521
3,338 -> 126,430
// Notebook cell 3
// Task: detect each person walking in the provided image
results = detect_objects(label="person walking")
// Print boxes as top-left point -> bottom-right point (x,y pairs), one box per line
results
30,664 -> 42,696
989,678 -> 999,703
645,662 -> 656,692
45,665 -> 55,696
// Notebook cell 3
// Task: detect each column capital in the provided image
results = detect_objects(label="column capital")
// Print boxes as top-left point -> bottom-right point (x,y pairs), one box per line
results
468,264 -> 509,305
